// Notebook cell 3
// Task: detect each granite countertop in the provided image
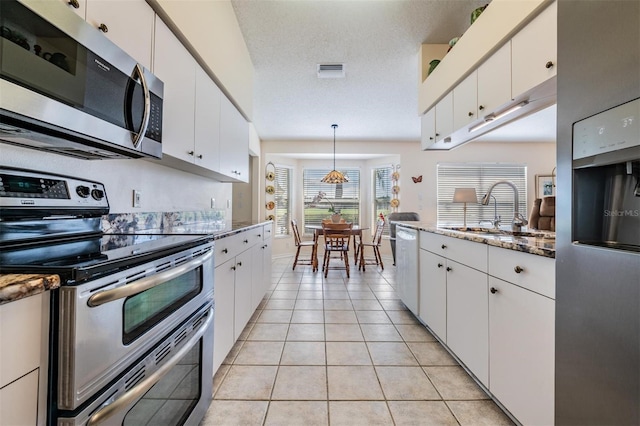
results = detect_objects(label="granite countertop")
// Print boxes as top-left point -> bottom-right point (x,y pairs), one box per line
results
0,274 -> 61,306
392,221 -> 556,258
155,220 -> 272,240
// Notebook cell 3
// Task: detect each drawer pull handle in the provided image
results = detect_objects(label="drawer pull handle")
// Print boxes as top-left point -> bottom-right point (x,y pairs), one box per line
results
437,263 -> 443,268
243,239 -> 249,244
68,0 -> 80,9
258,234 -> 262,237
545,61 -> 554,69
237,262 -> 242,267
490,287 -> 498,294
197,154 -> 203,159
468,111 -> 474,117
222,248 -> 228,254
446,267 -> 452,272
514,265 -> 524,274
98,23 -> 108,33
479,105 -> 485,111
441,244 -> 447,249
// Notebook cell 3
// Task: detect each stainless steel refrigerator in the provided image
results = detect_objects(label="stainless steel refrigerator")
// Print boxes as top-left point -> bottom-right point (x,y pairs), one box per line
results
556,1 -> 640,424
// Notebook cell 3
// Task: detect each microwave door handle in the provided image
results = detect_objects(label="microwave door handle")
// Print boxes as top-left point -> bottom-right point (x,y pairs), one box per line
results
87,249 -> 212,307
86,306 -> 213,426
131,63 -> 150,148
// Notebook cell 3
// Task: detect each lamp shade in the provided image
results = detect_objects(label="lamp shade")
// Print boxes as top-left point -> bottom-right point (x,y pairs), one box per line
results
453,188 -> 477,203
321,124 -> 349,184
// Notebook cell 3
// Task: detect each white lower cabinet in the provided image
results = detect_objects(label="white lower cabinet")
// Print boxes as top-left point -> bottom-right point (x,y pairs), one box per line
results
417,231 -> 555,425
418,249 -> 447,341
445,260 -> 489,387
489,276 -> 555,426
213,225 -> 272,375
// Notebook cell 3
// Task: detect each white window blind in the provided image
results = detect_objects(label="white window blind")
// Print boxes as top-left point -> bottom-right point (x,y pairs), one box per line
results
274,166 -> 291,236
303,168 -> 360,229
372,165 -> 392,236
437,163 -> 527,227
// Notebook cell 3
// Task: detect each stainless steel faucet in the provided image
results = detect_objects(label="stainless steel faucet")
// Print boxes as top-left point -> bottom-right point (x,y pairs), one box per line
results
481,180 -> 528,232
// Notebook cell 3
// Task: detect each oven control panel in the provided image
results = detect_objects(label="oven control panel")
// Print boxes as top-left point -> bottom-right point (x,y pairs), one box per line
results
0,168 -> 109,211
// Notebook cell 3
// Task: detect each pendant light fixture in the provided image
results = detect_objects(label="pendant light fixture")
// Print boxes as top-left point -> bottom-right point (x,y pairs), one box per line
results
321,124 -> 349,184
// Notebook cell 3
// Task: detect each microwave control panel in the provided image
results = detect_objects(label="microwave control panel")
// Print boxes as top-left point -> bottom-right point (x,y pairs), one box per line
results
573,97 -> 640,160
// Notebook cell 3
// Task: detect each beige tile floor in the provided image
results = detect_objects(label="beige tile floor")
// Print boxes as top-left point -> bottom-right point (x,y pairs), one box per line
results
200,256 -> 514,426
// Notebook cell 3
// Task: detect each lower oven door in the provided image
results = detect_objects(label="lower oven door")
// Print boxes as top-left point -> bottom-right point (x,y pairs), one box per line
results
57,242 -> 214,410
57,302 -> 214,426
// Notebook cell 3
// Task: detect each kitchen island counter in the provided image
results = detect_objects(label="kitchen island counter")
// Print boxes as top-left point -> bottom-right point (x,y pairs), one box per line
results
391,221 -> 555,259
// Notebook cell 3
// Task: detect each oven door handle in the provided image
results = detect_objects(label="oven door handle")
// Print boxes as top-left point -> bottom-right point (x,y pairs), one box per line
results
86,306 -> 213,426
87,249 -> 213,307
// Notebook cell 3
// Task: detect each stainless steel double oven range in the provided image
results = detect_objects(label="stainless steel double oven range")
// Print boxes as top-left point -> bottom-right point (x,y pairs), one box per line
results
0,167 -> 214,425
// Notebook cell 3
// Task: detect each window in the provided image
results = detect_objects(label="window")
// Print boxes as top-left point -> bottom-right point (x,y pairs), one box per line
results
372,165 -> 392,236
303,168 -> 360,229
274,165 -> 291,236
437,163 -> 527,227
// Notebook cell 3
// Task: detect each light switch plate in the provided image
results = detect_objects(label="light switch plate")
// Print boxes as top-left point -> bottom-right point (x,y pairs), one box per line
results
133,190 -> 142,208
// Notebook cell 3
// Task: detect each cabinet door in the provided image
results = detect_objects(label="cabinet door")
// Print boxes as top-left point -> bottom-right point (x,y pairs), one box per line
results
57,0 -> 86,19
194,65 -> 221,171
511,1 -> 557,96
213,259 -> 236,374
477,42 -> 512,115
446,260 -> 489,386
0,369 -> 38,426
420,108 -> 436,150
250,243 -> 265,312
233,249 -> 253,340
86,0 -> 154,69
153,17 -> 196,163
453,71 -> 478,130
219,95 -> 249,182
434,91 -> 453,142
419,249 -> 447,342
489,277 -> 555,426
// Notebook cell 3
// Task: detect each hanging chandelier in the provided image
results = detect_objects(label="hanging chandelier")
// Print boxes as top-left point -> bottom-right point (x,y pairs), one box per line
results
321,124 -> 349,184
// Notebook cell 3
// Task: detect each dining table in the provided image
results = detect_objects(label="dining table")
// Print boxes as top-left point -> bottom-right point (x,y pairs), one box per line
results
305,224 -> 369,267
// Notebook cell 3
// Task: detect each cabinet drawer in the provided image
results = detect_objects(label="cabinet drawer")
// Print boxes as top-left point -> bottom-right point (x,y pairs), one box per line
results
420,232 -> 487,272
263,223 -> 273,240
488,246 -> 555,299
247,226 -> 264,244
215,234 -> 242,265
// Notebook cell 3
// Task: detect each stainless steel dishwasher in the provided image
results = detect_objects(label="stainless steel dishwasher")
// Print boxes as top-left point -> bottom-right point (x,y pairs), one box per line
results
395,225 -> 419,316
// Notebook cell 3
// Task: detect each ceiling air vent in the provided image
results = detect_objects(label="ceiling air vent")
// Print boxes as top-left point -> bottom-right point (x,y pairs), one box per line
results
317,63 -> 345,78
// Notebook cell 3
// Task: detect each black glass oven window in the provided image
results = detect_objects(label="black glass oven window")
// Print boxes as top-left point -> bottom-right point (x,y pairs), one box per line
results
123,340 -> 202,425
123,268 -> 201,345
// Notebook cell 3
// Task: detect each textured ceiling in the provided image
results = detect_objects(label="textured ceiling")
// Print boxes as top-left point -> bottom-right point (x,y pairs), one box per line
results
231,0 -> 489,142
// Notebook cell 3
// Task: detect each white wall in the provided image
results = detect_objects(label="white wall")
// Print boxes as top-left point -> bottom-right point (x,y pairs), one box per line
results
0,144 -> 232,215
262,139 -> 556,257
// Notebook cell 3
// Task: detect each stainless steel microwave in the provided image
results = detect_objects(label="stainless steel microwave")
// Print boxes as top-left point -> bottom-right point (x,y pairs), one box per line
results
0,0 -> 163,160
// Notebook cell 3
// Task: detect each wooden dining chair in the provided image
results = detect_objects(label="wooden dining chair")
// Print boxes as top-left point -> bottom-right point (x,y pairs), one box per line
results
357,219 -> 385,271
321,222 -> 353,278
291,219 -> 317,271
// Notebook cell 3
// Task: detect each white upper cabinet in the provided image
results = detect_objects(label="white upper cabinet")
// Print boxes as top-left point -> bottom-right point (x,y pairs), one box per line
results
511,1 -> 557,96
434,92 -> 454,143
420,108 -> 436,150
219,95 -> 249,182
453,70 -> 478,130
477,42 -> 512,115
194,65 -> 222,172
153,16 -> 196,163
85,0 -> 154,70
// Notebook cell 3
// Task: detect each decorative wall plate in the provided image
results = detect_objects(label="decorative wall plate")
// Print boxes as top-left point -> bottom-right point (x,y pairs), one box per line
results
390,198 -> 400,208
266,201 -> 275,210
392,185 -> 400,194
266,185 -> 275,195
266,214 -> 275,221
266,171 -> 275,181
391,171 -> 400,181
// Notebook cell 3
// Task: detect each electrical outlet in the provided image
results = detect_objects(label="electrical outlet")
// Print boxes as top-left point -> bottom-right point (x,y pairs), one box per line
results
133,190 -> 142,208
211,198 -> 216,209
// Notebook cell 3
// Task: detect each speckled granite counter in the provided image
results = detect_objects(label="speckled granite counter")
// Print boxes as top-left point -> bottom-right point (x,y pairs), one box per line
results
392,222 -> 556,258
0,274 -> 60,305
